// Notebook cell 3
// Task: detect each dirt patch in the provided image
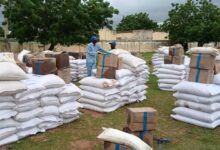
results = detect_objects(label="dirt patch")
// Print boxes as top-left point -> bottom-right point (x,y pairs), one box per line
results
70,140 -> 98,150
30,134 -> 48,142
81,109 -> 104,118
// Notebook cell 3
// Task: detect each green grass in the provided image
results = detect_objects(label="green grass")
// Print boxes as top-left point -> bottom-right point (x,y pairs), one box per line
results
3,52 -> 220,150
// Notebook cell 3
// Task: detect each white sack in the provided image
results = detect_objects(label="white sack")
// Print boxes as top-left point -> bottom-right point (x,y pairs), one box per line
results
173,107 -> 220,123
171,114 -> 220,129
15,108 -> 43,122
176,100 -> 220,113
0,110 -> 17,120
59,83 -> 82,97
98,128 -> 152,150
79,77 -> 118,88
0,81 -> 27,96
173,81 -> 220,97
38,74 -> 65,88
79,85 -> 119,96
40,96 -> 60,106
0,62 -> 28,81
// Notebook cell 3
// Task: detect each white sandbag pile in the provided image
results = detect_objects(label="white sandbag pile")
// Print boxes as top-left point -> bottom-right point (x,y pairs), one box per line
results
171,81 -> 220,129
78,77 -> 122,113
111,49 -> 149,102
0,72 -> 82,145
116,69 -> 147,104
152,47 -> 169,73
155,64 -> 187,91
69,58 -> 87,81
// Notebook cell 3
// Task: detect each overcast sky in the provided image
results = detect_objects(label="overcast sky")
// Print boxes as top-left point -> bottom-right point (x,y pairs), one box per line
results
106,0 -> 220,25
0,0 -> 220,26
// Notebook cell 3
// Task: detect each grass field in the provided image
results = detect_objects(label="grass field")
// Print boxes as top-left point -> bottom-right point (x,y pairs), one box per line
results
2,52 -> 220,150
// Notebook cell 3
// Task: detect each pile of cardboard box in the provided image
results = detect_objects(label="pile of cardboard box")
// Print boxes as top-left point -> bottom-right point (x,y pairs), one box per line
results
96,53 -> 122,79
103,107 -> 157,150
188,53 -> 216,83
164,44 -> 185,65
20,52 -> 71,84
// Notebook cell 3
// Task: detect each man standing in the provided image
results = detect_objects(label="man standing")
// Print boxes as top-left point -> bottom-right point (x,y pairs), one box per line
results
86,36 -> 108,76
109,40 -> 116,50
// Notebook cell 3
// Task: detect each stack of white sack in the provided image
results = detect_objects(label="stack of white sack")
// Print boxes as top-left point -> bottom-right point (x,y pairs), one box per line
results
69,58 -> 87,81
111,49 -> 149,102
116,69 -> 147,104
78,77 -> 123,113
0,73 -> 82,145
152,47 -> 169,74
155,64 -> 187,91
0,60 -> 28,145
171,79 -> 220,129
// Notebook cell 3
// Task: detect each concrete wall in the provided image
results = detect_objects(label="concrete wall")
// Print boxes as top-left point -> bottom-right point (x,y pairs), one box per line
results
153,32 -> 169,41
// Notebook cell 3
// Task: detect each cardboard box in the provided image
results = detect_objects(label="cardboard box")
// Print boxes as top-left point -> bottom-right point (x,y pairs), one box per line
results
32,58 -> 57,75
123,127 -> 153,147
57,68 -> 71,84
164,56 -> 172,64
96,66 -> 116,79
169,45 -> 184,56
98,53 -> 118,68
188,68 -> 214,84
55,53 -> 70,69
190,54 -> 215,70
117,58 -> 123,69
214,60 -> 220,74
127,107 -> 157,131
104,141 -> 132,150
172,56 -> 185,65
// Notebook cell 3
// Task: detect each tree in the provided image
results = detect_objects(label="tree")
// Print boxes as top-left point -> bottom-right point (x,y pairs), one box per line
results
163,0 -> 220,47
1,0 -> 118,50
0,27 -> 4,37
116,12 -> 157,32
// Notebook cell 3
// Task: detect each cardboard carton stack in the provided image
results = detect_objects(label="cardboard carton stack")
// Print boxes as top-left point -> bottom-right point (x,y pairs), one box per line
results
188,53 -> 215,83
164,44 -> 185,65
55,53 -> 71,84
124,107 -> 157,148
96,53 -> 119,79
32,58 -> 57,75
44,52 -> 71,84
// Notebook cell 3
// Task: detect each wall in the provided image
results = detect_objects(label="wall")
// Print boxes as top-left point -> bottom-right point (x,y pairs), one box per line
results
153,32 -> 169,41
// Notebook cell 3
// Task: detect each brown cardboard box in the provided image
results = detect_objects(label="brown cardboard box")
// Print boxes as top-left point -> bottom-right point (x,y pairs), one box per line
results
127,122 -> 157,131
214,60 -> 220,74
127,107 -> 157,131
104,141 -> 132,150
98,53 -> 118,68
188,68 -> 214,84
57,68 -> 71,84
123,127 -> 153,147
164,56 -> 173,64
55,53 -> 70,69
169,45 -> 184,56
190,54 -> 215,70
32,58 -> 57,75
96,66 -> 116,79
172,56 -> 185,65
117,58 -> 123,69
16,61 -> 27,73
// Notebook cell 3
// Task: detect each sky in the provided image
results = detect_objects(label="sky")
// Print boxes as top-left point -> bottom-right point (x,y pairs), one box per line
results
0,0 -> 220,26
106,0 -> 220,25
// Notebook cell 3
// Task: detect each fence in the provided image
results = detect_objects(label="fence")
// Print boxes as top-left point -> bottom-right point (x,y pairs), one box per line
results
0,39 -> 170,53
